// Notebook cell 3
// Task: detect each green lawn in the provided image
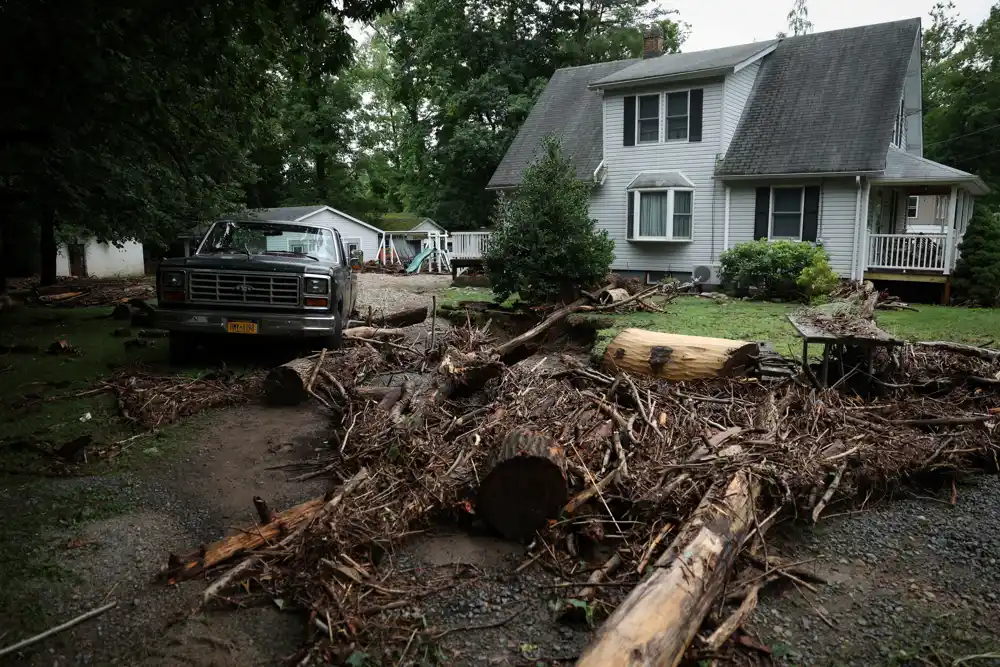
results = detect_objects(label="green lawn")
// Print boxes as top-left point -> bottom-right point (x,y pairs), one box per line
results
589,297 -> 1000,359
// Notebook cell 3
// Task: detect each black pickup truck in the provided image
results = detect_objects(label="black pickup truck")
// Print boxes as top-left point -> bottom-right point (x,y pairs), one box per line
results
156,218 -> 358,362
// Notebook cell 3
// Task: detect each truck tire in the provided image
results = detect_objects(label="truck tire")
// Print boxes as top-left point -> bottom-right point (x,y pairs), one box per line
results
321,306 -> 344,351
168,332 -> 197,365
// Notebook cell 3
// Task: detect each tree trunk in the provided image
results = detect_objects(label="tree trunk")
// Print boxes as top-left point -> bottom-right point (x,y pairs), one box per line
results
263,356 -> 327,406
39,210 -> 57,286
916,341 -> 1000,362
476,428 -> 567,541
494,297 -> 590,364
602,329 -> 758,381
373,306 -> 427,328
343,326 -> 406,341
576,471 -> 759,667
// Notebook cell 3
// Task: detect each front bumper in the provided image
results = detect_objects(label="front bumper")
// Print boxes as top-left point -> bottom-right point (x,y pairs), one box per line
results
155,308 -> 338,338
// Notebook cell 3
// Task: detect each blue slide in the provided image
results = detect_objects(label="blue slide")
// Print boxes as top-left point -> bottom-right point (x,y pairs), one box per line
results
405,247 -> 434,274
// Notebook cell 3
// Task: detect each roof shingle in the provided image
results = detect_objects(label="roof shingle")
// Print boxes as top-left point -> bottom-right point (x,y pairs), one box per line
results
717,19 -> 921,176
248,205 -> 327,221
590,40 -> 778,89
486,60 -> 636,189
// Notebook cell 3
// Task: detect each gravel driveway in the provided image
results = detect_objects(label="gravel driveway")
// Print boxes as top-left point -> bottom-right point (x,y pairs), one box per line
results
750,474 -> 1000,666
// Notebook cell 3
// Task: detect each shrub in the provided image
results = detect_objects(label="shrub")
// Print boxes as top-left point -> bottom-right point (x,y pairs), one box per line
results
484,136 -> 614,304
719,239 -> 836,301
952,206 -> 1000,307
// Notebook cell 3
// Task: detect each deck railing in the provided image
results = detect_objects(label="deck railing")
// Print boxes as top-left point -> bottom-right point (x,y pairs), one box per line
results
867,233 -> 948,272
451,231 -> 491,259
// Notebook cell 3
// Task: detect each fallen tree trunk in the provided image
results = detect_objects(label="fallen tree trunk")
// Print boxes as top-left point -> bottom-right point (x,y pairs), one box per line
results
477,429 -> 567,541
493,297 -> 591,364
376,306 -> 428,328
167,469 -> 369,582
402,347 -> 503,426
576,470 -> 759,667
916,341 -> 1000,362
344,326 -> 406,341
602,329 -> 758,381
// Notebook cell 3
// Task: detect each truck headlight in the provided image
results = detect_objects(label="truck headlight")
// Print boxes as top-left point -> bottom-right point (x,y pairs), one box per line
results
304,277 -> 329,294
163,271 -> 185,288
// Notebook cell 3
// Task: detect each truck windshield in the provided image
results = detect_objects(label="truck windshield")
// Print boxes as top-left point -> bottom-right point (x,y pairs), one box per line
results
197,221 -> 338,262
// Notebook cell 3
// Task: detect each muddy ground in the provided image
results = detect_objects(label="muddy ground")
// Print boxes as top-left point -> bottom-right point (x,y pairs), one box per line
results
2,274 -> 998,666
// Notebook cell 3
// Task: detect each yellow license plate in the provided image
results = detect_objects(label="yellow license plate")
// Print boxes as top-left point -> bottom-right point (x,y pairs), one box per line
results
226,321 -> 258,334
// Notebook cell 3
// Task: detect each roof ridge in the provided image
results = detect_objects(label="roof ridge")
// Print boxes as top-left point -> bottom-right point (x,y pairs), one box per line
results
782,17 -> 920,42
554,58 -> 636,72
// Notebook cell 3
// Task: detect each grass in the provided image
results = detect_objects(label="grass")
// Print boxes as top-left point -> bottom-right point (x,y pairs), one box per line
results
587,296 -> 1000,359
436,286 -> 521,310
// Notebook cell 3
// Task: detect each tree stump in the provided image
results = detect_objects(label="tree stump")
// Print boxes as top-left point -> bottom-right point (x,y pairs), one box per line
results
476,429 -> 567,541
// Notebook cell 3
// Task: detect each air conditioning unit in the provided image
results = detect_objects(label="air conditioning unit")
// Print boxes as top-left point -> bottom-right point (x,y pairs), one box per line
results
691,264 -> 720,285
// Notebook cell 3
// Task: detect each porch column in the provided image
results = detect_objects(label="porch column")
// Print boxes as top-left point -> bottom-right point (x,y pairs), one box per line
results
944,185 -> 958,274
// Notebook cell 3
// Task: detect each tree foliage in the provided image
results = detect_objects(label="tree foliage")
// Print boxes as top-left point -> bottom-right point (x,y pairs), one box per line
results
484,137 -> 613,304
952,206 -> 1000,306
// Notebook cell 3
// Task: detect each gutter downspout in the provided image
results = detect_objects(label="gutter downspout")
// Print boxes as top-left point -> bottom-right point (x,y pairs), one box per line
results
723,186 -> 731,252
851,175 -> 863,281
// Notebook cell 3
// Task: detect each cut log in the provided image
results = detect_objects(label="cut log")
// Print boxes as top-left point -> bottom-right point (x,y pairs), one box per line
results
916,341 -> 1000,361
343,326 -> 405,341
378,306 -> 428,328
477,429 -> 568,541
263,356 -> 326,406
602,329 -> 758,381
599,288 -> 631,305
576,470 -> 759,667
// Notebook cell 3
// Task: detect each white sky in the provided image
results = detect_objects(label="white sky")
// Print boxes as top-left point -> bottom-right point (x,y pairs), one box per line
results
669,0 -> 994,51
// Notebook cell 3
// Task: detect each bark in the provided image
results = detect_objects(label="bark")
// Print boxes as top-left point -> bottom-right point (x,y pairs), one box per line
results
477,428 -> 567,541
374,306 -> 428,328
263,356 -> 325,406
343,326 -> 406,341
39,210 -> 57,286
916,341 -> 1000,362
576,471 -> 759,667
493,297 -> 590,364
602,329 -> 758,381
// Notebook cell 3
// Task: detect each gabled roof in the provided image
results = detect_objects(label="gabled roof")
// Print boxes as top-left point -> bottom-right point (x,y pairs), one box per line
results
486,59 -> 636,189
872,148 -> 989,194
717,19 -> 921,176
590,40 -> 778,90
249,205 -> 383,233
380,213 -> 445,233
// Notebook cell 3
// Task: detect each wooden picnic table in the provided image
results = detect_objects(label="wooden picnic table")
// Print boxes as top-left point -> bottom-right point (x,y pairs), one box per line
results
787,314 -> 904,386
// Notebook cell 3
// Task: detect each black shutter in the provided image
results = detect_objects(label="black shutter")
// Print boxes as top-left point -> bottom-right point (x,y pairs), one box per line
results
623,96 -> 636,147
689,89 -> 703,142
802,186 -> 820,242
754,187 -> 770,240
626,191 -> 635,239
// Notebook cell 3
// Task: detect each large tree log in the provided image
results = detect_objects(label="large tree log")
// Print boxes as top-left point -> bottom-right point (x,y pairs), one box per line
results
343,326 -> 406,341
576,471 -> 759,667
402,347 -> 503,426
263,356 -> 326,406
602,329 -> 757,381
477,429 -> 567,541
376,306 -> 428,328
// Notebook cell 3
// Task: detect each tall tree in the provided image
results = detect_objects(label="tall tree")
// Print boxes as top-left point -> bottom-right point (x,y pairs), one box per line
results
0,0 -> 395,287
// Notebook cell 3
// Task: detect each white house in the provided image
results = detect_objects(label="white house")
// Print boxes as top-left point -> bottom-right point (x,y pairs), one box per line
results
488,19 -> 987,292
56,239 -> 145,278
246,205 -> 384,262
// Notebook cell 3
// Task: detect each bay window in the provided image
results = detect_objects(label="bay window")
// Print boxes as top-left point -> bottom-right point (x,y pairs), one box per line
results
630,189 -> 694,241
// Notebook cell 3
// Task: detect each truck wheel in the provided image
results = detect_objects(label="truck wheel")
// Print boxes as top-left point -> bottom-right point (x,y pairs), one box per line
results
168,332 -> 197,365
321,306 -> 344,350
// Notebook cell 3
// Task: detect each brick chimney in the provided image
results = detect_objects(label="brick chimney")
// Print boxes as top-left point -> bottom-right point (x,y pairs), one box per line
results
643,24 -> 664,59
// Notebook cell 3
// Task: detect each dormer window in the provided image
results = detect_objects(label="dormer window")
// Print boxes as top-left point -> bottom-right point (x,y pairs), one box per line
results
666,91 -> 689,140
891,95 -> 905,148
637,95 -> 659,143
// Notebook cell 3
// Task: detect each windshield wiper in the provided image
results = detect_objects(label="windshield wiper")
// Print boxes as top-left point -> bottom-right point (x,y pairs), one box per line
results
264,250 -> 319,261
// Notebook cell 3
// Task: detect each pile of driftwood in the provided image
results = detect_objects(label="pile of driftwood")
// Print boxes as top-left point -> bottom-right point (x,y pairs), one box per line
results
162,291 -> 1000,665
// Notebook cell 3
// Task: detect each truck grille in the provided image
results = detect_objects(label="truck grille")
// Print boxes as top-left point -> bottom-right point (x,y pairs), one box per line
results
188,272 -> 300,306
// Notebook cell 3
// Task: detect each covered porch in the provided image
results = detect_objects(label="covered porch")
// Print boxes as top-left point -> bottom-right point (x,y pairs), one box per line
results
862,149 -> 987,281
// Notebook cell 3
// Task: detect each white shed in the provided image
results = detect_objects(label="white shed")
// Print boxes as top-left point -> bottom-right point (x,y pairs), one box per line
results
249,205 -> 383,262
56,239 -> 145,278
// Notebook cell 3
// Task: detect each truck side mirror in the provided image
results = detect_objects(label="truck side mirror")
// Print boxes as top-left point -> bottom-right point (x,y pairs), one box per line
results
349,249 -> 363,267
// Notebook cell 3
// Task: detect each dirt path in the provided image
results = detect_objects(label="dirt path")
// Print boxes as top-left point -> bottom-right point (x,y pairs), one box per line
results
4,405 -> 328,666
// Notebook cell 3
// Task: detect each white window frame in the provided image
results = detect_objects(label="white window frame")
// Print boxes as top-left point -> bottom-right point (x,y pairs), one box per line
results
907,195 -> 919,219
769,186 -> 805,241
636,94 -> 660,143
664,90 -> 691,142
630,188 -> 695,241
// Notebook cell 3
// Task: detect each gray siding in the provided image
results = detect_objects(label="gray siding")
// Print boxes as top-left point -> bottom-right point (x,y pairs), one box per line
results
301,210 -> 381,259
726,179 -> 859,276
721,62 -> 760,156
591,77 -> 726,274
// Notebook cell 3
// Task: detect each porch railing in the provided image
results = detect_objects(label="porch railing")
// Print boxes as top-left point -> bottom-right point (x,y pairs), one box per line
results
867,233 -> 948,272
451,231 -> 491,259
